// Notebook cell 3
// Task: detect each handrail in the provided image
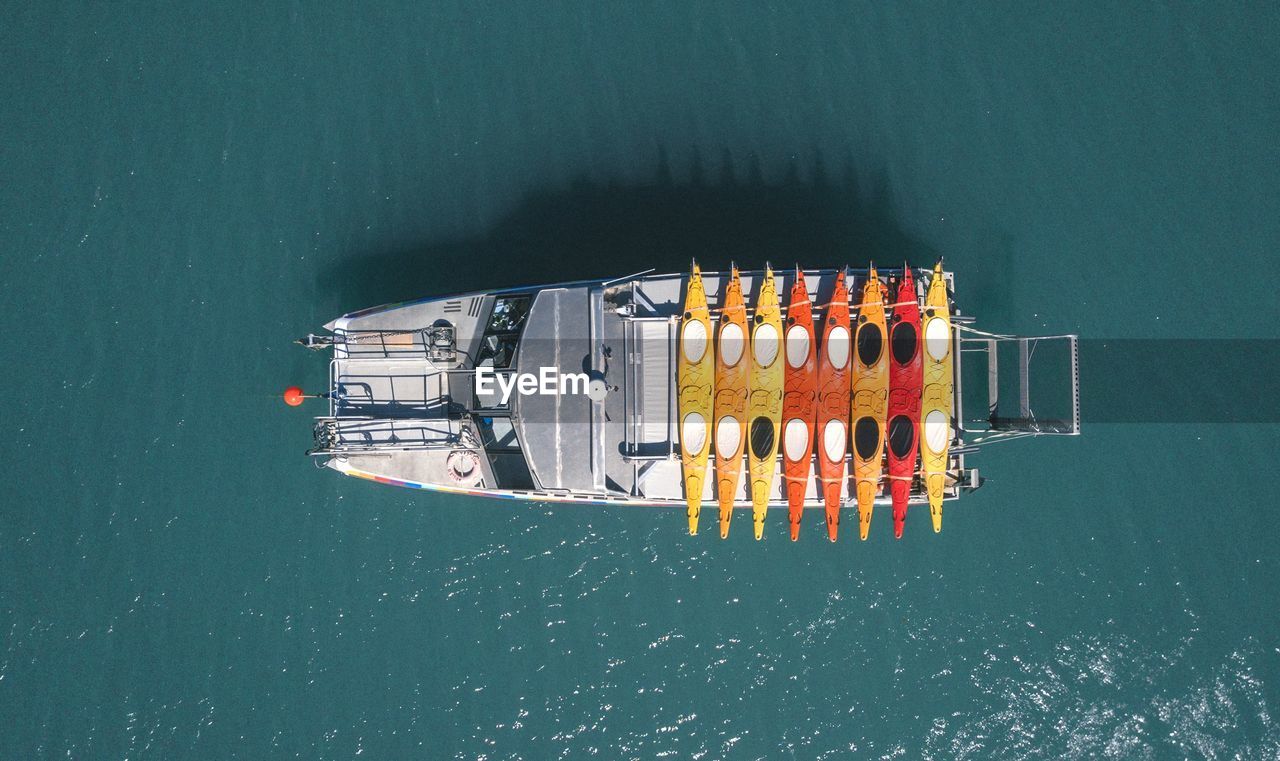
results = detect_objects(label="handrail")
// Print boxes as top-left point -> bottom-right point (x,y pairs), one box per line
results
308,416 -> 477,456
301,326 -> 457,361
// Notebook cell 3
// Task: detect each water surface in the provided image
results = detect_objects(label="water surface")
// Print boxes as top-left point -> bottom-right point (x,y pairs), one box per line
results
2,2 -> 1278,758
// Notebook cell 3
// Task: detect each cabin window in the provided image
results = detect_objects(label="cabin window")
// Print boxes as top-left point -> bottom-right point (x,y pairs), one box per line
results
477,296 -> 532,369
476,415 -> 519,451
475,415 -> 536,489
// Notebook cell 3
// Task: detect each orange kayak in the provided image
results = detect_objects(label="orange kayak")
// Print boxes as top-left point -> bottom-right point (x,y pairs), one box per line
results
782,268 -> 818,541
815,270 -> 851,541
714,266 -> 750,538
851,267 -> 889,540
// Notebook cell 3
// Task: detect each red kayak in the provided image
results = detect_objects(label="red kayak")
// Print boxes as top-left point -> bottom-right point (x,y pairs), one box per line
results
886,266 -> 922,538
782,268 -> 818,541
814,271 -> 851,541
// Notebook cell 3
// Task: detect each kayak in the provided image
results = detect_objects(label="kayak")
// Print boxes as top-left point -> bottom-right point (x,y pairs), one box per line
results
714,265 -> 750,538
851,266 -> 889,540
815,270 -> 851,541
747,265 -> 784,540
782,268 -> 818,541
677,262 -> 714,535
920,260 -> 953,532
886,266 -> 923,539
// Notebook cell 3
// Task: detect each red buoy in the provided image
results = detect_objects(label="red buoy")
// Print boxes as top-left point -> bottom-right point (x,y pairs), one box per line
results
283,386 -> 306,406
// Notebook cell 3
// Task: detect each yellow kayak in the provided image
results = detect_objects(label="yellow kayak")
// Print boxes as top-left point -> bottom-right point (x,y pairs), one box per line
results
747,265 -> 783,540
851,266 -> 889,540
678,262 -> 714,535
714,266 -> 749,538
920,261 -> 953,532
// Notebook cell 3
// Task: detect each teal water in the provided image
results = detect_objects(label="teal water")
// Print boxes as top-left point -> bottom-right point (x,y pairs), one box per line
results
4,3 -> 1280,758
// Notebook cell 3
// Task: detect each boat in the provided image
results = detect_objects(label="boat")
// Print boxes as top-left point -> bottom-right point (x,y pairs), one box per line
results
294,265 -> 1080,540
919,261 -> 953,532
677,263 -> 714,535
851,267 -> 889,540
814,271 -> 851,541
782,268 -> 818,541
713,266 -> 749,538
886,267 -> 923,539
746,266 -> 784,540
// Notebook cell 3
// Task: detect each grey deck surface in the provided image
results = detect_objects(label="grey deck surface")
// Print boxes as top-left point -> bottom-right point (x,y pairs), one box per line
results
510,288 -> 596,492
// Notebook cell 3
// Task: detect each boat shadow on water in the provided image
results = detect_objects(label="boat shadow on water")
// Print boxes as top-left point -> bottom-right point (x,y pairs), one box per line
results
318,148 -> 946,308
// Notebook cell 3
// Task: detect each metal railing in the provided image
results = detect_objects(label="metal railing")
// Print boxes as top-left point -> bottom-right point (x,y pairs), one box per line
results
298,325 -> 456,361
307,417 -> 479,456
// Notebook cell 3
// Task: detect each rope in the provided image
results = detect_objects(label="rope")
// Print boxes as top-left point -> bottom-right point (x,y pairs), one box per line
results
954,323 -> 1077,341
966,430 -> 1041,446
702,298 -> 928,315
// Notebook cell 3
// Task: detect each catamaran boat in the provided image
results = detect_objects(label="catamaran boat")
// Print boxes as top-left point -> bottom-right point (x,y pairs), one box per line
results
295,266 -> 1080,539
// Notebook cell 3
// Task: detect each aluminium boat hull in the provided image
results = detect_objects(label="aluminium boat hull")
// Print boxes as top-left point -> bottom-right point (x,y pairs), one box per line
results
299,266 -> 1008,535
